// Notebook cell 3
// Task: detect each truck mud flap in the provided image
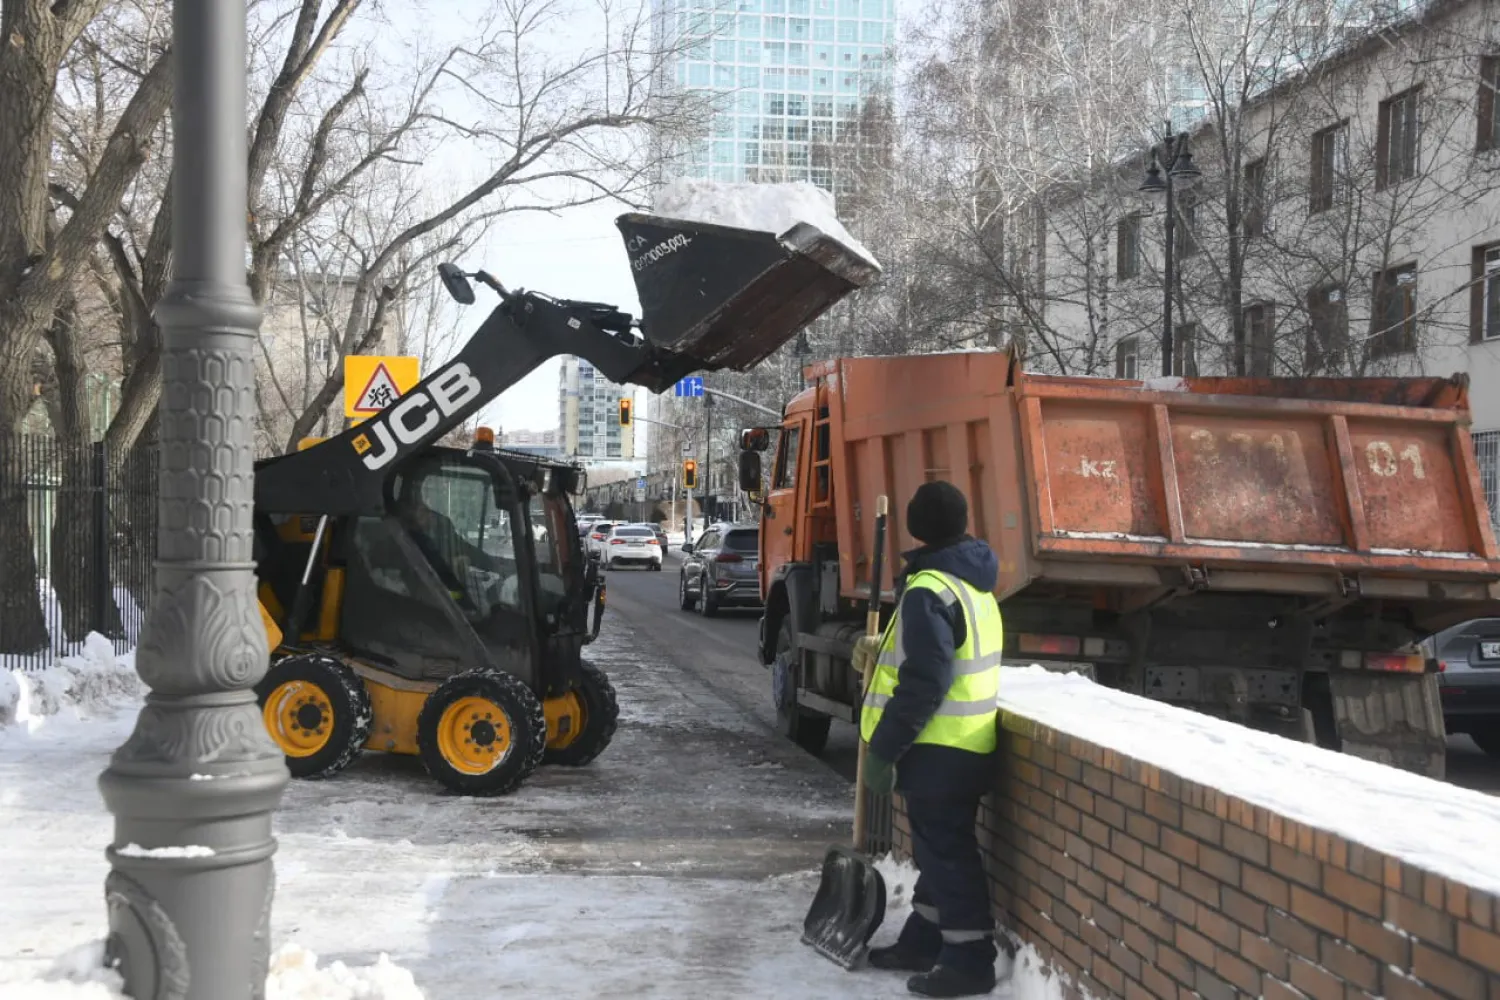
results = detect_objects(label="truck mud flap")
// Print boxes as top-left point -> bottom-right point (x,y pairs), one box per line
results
618,214 -> 879,374
1327,670 -> 1447,779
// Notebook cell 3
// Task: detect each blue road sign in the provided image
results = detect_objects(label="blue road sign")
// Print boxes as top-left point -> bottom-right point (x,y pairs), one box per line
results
674,376 -> 704,398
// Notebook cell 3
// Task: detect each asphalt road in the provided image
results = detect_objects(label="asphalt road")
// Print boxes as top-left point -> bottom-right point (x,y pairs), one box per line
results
602,551 -> 862,784
603,549 -> 1500,798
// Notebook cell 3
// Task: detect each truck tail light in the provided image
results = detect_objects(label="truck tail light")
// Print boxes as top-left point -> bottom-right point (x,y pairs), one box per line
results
1362,653 -> 1427,673
1016,633 -> 1082,656
716,552 -> 743,563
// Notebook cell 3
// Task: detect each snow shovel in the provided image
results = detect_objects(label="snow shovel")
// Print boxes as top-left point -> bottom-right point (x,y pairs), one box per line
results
802,494 -> 890,970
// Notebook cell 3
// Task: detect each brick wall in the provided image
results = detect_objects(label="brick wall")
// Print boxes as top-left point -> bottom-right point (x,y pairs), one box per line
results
891,712 -> 1500,1000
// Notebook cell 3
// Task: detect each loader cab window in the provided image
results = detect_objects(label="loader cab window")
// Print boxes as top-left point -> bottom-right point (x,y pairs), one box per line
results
395,460 -> 523,619
529,491 -> 573,615
773,426 -> 801,489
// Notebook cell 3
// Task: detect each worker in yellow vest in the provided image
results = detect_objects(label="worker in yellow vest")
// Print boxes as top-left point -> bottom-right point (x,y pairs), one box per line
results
854,481 -> 1003,998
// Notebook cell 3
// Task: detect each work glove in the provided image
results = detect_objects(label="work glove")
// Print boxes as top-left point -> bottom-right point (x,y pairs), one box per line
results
851,634 -> 882,676
863,749 -> 897,796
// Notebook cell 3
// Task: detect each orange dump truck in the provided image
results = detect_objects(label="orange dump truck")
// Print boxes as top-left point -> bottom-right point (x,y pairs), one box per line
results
737,351 -> 1500,777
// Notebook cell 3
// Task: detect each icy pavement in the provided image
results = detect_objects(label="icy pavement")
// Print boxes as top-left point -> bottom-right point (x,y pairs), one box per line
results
0,616 -> 1062,998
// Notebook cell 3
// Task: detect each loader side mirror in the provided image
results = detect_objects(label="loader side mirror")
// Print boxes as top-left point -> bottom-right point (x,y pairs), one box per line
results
738,450 -> 762,492
438,262 -> 476,305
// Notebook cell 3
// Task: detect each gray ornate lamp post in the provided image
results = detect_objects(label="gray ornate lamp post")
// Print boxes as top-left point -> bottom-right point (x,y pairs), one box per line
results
1138,127 -> 1202,377
98,1 -> 289,996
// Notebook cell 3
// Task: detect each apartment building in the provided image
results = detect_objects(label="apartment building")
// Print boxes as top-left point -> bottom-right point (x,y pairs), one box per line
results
1026,0 -> 1500,522
558,357 -> 636,462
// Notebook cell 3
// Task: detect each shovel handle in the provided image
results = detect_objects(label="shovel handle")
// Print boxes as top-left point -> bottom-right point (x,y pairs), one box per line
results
852,495 -> 889,850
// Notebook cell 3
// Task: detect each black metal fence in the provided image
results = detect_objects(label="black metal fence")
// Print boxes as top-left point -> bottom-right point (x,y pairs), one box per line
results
0,436 -> 158,671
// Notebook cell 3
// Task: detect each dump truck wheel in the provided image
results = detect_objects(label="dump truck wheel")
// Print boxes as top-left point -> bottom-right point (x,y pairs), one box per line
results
544,660 -> 620,767
417,670 -> 547,795
256,654 -> 372,779
774,619 -> 831,755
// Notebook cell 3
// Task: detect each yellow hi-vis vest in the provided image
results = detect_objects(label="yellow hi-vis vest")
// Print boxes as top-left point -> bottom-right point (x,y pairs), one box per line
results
860,569 -> 1003,754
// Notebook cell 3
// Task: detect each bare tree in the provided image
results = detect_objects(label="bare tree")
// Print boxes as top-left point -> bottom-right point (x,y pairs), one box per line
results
0,0 -> 173,651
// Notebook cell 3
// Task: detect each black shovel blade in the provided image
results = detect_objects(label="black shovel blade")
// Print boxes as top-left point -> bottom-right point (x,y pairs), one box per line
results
617,213 -> 879,375
801,844 -> 887,969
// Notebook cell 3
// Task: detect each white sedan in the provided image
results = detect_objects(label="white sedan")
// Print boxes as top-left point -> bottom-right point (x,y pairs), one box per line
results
601,524 -> 663,570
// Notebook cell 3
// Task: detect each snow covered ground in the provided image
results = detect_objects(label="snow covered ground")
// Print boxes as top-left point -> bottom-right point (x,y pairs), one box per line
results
0,617 -> 1067,999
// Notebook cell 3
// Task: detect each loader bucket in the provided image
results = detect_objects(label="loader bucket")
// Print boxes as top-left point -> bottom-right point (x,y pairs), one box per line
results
617,213 -> 880,373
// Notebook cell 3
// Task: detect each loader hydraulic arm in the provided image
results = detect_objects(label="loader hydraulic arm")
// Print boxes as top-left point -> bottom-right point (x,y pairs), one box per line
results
255,291 -> 700,517
255,210 -> 880,518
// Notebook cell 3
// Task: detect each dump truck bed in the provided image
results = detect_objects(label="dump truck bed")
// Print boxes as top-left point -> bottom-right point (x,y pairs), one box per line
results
818,352 -> 1500,629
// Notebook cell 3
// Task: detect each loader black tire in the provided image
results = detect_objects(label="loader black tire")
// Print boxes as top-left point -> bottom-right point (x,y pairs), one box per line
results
544,660 -> 620,767
255,653 -> 372,780
774,618 -> 831,756
417,670 -> 547,796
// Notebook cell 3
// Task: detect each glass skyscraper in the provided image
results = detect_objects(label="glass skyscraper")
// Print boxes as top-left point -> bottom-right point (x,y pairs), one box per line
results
651,0 -> 898,196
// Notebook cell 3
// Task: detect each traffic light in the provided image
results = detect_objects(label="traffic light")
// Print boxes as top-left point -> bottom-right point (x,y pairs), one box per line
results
682,459 -> 698,490
618,397 -> 632,426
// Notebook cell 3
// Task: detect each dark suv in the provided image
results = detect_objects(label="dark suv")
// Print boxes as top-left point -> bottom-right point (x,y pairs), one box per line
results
678,523 -> 761,617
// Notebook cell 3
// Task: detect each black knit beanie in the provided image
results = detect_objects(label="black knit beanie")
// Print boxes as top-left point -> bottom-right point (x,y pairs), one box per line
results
906,480 -> 968,547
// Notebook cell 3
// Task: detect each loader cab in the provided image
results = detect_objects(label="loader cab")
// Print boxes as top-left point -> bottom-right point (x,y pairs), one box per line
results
336,446 -> 589,693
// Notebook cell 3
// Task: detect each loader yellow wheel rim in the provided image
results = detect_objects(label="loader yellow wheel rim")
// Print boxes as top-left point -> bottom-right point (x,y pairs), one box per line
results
436,696 -> 512,775
544,691 -> 585,751
263,681 -> 335,757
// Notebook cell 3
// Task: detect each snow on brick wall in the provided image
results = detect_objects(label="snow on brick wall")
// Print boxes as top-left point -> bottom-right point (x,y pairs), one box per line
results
891,668 -> 1500,1000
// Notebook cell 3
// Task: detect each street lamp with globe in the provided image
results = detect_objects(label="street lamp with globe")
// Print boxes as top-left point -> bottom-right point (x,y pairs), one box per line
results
1139,128 -> 1203,378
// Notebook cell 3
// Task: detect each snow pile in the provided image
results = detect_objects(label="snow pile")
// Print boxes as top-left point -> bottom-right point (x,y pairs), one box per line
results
873,854 -> 919,913
0,634 -> 141,733
652,178 -> 880,267
998,666 -> 1500,895
0,943 -> 424,1000
0,941 -> 125,999
265,945 -> 424,1000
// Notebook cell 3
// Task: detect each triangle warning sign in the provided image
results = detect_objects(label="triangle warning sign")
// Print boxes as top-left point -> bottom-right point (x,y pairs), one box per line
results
353,362 -> 402,414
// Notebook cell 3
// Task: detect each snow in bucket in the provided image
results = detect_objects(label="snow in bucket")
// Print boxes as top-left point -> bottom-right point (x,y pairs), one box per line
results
652,178 -> 880,268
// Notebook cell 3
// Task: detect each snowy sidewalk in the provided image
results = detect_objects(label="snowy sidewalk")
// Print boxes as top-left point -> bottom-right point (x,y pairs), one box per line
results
0,616 -> 1053,998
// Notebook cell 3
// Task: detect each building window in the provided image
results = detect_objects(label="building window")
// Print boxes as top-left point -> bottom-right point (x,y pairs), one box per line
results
1174,323 -> 1199,377
1377,87 -> 1421,189
1116,213 -> 1141,279
1243,158 -> 1267,238
1305,284 -> 1347,373
1370,264 -> 1418,359
1479,56 -> 1500,151
311,337 -> 332,363
1475,430 -> 1500,528
1309,122 -> 1347,214
1471,245 -> 1500,343
1115,337 -> 1139,379
1244,302 -> 1275,375
1175,193 -> 1198,259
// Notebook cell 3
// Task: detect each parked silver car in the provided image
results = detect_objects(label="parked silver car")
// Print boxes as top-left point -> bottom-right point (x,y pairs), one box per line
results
1425,617 -> 1500,756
